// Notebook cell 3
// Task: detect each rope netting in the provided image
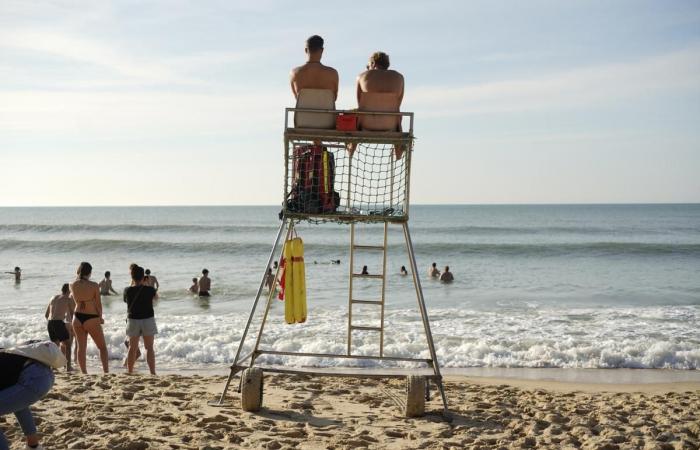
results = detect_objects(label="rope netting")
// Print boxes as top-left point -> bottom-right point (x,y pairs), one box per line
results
283,139 -> 410,223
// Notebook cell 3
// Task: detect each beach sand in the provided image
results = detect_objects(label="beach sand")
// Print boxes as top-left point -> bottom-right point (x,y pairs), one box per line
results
3,372 -> 699,449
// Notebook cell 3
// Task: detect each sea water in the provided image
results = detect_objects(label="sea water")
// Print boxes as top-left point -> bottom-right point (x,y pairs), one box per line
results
0,204 -> 698,370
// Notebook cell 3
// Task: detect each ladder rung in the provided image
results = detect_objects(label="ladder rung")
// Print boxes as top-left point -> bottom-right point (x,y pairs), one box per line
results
350,325 -> 382,332
351,299 -> 383,305
352,274 -> 384,279
352,245 -> 385,251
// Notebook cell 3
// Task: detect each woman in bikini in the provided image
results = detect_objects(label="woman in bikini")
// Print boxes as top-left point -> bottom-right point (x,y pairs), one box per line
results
70,262 -> 109,373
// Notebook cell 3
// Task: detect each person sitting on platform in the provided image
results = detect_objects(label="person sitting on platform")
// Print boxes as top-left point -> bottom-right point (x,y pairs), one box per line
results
290,35 -> 339,129
354,51 -> 405,158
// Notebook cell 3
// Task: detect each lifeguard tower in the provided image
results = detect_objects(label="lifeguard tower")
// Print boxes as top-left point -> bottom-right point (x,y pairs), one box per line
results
211,102 -> 448,417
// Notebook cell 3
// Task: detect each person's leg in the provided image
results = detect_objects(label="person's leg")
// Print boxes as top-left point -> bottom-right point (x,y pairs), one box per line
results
127,335 -> 140,373
85,319 -> 109,373
143,335 -> 156,375
72,318 -> 88,374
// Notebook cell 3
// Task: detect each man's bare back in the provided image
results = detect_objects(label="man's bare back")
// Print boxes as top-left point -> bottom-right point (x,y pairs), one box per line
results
291,63 -> 339,99
357,68 -> 404,102
290,35 -> 339,100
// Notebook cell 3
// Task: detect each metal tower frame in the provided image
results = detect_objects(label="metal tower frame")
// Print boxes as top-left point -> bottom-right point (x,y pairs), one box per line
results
212,109 -> 448,414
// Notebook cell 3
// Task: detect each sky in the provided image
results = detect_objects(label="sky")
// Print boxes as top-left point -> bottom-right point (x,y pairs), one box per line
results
1,0 -> 699,206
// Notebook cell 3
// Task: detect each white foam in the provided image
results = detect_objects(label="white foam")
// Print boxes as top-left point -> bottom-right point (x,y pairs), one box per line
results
1,305 -> 698,370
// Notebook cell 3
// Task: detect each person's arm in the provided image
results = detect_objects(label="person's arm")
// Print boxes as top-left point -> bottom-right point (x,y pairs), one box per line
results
332,69 -> 339,101
356,75 -> 362,106
397,74 -> 405,106
45,301 -> 51,320
290,70 -> 298,98
68,298 -> 75,322
109,281 -> 118,295
94,286 -> 104,323
153,278 -> 159,290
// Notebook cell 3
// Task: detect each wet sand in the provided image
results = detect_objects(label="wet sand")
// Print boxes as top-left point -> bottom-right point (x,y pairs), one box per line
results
3,371 -> 699,449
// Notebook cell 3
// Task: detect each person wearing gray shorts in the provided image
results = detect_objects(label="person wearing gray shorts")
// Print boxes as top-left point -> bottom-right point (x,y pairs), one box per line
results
123,265 -> 158,375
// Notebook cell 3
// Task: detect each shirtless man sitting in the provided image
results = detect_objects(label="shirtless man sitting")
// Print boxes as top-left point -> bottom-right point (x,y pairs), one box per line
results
356,51 -> 405,158
290,35 -> 339,100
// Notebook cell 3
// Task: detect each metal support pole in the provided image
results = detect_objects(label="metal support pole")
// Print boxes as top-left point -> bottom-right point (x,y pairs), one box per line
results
402,222 -> 449,412
249,220 -> 294,366
347,222 -> 355,355
379,221 -> 388,357
210,219 -> 288,406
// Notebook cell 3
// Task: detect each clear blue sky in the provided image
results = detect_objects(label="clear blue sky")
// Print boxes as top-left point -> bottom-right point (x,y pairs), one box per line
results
1,0 -> 699,206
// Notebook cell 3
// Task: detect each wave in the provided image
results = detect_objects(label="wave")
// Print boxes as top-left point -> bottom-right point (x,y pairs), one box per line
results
0,223 -> 281,234
2,238 -> 700,257
3,223 -> 699,237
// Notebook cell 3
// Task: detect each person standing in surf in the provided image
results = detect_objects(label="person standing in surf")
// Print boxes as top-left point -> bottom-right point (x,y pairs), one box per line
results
198,269 -> 211,297
123,265 -> 158,375
45,283 -> 75,371
98,271 -> 118,296
70,262 -> 109,374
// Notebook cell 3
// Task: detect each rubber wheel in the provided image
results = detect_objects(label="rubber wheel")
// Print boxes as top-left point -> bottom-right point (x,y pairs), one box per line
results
241,368 -> 263,412
405,375 -> 426,417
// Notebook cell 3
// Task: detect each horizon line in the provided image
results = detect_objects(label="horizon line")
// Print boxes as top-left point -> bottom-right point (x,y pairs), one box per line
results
1,202 -> 699,208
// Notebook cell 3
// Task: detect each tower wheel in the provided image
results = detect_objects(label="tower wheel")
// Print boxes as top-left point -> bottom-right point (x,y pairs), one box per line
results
241,368 -> 263,412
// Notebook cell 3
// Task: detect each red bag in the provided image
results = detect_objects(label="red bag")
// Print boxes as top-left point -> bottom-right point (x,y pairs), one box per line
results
335,113 -> 358,131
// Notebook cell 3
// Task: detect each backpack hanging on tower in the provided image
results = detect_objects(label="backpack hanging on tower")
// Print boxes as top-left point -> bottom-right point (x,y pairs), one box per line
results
286,145 -> 340,214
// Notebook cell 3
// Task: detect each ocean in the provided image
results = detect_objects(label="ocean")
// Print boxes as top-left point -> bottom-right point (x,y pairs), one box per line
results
0,204 -> 698,371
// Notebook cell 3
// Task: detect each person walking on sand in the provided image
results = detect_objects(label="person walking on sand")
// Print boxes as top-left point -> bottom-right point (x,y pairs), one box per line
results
440,266 -> 454,283
98,271 -> 118,296
198,269 -> 211,297
188,277 -> 198,294
428,262 -> 440,278
5,266 -> 21,283
45,283 -> 75,371
124,265 -> 158,375
70,262 -> 109,374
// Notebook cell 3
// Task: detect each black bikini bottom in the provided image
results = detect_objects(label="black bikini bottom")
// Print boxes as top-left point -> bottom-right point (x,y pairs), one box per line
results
75,312 -> 99,324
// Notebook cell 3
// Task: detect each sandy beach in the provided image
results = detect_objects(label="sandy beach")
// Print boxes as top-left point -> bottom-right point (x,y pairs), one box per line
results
2,371 -> 698,450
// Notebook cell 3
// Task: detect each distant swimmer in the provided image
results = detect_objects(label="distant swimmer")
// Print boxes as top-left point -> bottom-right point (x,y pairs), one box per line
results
273,261 -> 279,270
290,35 -> 339,100
428,262 -> 440,278
400,266 -> 408,276
188,277 -> 198,294
440,266 -> 454,283
5,266 -> 21,283
361,265 -> 369,275
144,269 -> 159,291
99,271 -> 118,296
332,259 -> 341,265
265,268 -> 274,291
45,283 -> 75,371
198,269 -> 211,297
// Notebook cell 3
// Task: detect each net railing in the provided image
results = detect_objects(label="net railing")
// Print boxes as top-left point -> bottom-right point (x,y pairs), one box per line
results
282,109 -> 414,223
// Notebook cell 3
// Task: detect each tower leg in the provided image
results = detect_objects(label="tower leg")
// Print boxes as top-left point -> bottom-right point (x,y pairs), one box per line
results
209,218 -> 289,406
402,222 -> 449,413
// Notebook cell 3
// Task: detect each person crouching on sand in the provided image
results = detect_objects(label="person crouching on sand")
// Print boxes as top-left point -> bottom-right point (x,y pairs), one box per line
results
45,283 -> 75,371
124,265 -> 158,375
0,344 -> 58,450
70,262 -> 109,374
